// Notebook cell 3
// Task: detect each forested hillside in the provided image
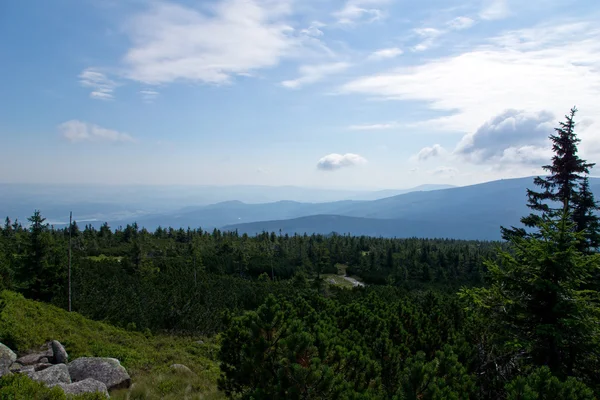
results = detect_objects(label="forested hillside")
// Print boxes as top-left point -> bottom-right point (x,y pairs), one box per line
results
1,108 -> 600,399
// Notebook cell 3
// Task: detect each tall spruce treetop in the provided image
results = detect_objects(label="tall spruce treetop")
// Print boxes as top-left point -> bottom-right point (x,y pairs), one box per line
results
573,177 -> 600,253
503,107 -> 599,251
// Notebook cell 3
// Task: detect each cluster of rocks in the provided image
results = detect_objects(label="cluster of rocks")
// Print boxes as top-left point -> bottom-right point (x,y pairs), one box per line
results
0,340 -> 131,397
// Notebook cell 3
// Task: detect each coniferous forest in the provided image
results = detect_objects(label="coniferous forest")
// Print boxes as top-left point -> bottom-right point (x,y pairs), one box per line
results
1,108 -> 600,399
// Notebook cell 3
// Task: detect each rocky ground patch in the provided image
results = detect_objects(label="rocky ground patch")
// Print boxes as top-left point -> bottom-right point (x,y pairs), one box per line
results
0,339 -> 131,397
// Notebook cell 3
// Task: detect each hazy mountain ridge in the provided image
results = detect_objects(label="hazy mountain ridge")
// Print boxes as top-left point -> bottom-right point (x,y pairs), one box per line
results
0,183 -> 440,226
223,177 -> 600,240
223,214 -> 505,240
3,178 -> 598,240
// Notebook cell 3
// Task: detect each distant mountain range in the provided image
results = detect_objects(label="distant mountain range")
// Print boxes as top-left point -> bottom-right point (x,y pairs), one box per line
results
349,184 -> 455,201
222,177 -> 600,240
0,183 -> 453,226
3,178 -> 598,240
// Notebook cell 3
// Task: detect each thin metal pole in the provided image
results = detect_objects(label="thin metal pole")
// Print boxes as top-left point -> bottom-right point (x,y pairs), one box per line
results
68,211 -> 72,312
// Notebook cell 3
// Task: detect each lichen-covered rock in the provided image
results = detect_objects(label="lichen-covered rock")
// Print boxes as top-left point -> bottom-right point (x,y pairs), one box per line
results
68,357 -> 131,390
18,365 -> 35,375
29,363 -> 71,386
55,378 -> 109,398
0,342 -> 17,377
51,340 -> 68,364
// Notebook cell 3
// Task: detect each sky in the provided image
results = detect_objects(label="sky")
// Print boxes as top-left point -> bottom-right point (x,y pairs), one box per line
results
1,0 -> 599,190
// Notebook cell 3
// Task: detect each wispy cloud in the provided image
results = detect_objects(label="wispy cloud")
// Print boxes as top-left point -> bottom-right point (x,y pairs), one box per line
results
348,122 -> 397,130
317,153 -> 367,171
301,21 -> 325,37
447,16 -> 475,30
339,21 -> 600,142
79,68 -> 117,100
368,47 -> 403,60
410,16 -> 475,53
139,89 -> 159,103
480,0 -> 510,20
282,62 -> 350,89
59,120 -> 135,143
122,0 -> 299,85
412,27 -> 444,52
333,0 -> 391,25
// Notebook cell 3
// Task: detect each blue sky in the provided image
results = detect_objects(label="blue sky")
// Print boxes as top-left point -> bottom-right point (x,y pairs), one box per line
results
1,0 -> 599,189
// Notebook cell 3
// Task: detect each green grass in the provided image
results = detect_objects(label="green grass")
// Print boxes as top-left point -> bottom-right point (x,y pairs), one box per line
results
0,291 -> 224,399
0,373 -> 106,399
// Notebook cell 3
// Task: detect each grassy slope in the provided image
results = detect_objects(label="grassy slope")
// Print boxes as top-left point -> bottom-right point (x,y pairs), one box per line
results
0,291 -> 224,399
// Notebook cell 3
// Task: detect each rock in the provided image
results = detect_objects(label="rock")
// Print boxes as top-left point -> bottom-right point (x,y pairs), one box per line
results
55,378 -> 109,398
0,342 -> 17,377
9,363 -> 23,373
68,357 -> 131,391
170,363 -> 195,375
29,363 -> 71,386
16,350 -> 52,366
195,340 -> 204,345
39,357 -> 50,364
51,340 -> 68,364
18,365 -> 36,375
33,363 -> 53,372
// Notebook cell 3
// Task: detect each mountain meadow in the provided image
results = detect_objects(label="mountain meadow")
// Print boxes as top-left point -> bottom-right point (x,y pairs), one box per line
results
1,108 -> 600,399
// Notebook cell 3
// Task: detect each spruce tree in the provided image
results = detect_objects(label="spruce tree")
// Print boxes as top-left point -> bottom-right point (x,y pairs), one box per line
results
573,177 -> 600,253
18,210 -> 51,300
463,210 -> 600,383
502,107 -> 598,249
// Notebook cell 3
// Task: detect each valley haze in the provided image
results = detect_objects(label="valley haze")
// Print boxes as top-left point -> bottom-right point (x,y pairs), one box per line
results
3,178 -> 597,241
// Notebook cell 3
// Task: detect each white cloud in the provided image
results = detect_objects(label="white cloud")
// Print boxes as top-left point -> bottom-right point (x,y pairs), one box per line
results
410,18 -> 474,53
58,120 -> 135,143
139,89 -> 159,103
496,145 -> 552,166
301,21 -> 325,37
480,0 -> 510,20
122,0 -> 300,85
339,20 -> 600,149
79,68 -> 117,100
282,62 -> 350,88
368,47 -> 403,60
317,153 -> 367,171
455,109 -> 554,164
417,144 -> 446,161
412,27 -> 444,52
447,16 -> 475,30
348,122 -> 396,130
333,0 -> 391,25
